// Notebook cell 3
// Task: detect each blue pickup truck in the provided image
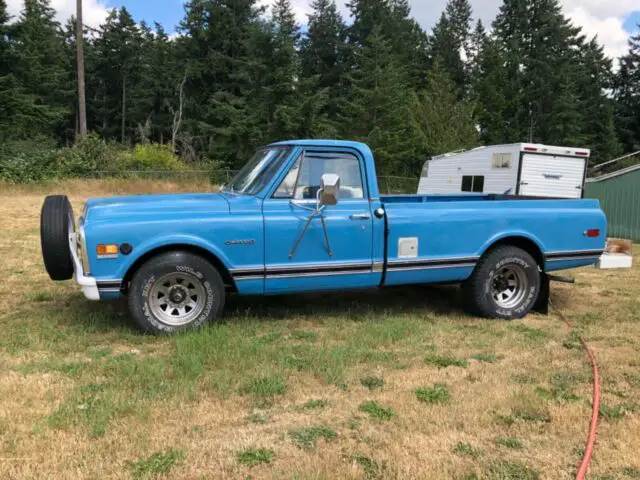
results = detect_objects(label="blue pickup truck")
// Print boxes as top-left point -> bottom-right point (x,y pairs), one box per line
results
40,140 -> 607,334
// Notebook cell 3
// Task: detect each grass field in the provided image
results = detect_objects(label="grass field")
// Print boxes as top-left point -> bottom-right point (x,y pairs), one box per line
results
1,180 -> 639,480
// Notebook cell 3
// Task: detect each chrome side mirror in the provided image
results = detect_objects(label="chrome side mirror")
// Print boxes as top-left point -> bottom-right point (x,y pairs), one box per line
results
319,173 -> 340,206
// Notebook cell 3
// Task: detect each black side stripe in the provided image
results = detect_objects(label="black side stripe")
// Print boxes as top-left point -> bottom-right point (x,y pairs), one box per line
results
232,258 -> 478,279
545,250 -> 603,261
387,257 -> 478,270
97,281 -> 122,289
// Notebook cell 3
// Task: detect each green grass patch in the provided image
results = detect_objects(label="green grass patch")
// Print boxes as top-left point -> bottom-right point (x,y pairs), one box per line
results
238,374 -> 287,398
28,291 -> 56,302
290,330 -> 318,342
125,449 -> 184,479
415,384 -> 451,404
622,466 -> 640,478
599,404 -> 626,420
245,413 -> 270,424
300,399 -> 329,410
452,442 -> 482,459
289,425 -> 337,450
424,354 -> 468,369
471,353 -> 501,363
623,372 -> 640,388
534,387 -> 580,403
486,460 -> 540,480
494,409 -> 551,426
359,401 -> 395,420
495,437 -> 523,449
351,455 -> 383,478
511,373 -> 537,384
360,376 -> 384,390
236,448 -> 274,467
509,324 -> 547,342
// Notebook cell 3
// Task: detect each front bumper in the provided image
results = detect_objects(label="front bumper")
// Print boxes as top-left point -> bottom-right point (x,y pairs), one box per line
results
69,231 -> 100,301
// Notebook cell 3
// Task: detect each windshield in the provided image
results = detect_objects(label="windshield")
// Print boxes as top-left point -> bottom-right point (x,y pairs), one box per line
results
223,147 -> 291,195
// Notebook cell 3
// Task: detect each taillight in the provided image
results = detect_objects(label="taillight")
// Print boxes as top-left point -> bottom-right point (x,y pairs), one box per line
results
585,229 -> 600,238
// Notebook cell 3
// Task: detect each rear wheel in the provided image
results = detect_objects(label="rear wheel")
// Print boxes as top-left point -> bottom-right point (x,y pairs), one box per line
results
463,246 -> 541,320
128,251 -> 225,334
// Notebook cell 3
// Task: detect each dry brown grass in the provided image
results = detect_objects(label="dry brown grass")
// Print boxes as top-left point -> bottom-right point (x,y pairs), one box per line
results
0,180 -> 639,479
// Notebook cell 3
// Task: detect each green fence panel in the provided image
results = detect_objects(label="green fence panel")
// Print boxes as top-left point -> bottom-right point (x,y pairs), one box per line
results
585,168 -> 640,241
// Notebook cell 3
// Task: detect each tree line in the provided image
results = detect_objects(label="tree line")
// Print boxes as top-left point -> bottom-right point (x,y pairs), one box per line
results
0,0 -> 639,176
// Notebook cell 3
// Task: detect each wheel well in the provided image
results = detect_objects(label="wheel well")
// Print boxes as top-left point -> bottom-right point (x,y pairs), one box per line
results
121,244 -> 237,293
482,236 -> 544,268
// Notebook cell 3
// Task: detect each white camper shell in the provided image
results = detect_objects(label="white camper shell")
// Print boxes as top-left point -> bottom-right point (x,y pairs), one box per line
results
417,143 -> 590,198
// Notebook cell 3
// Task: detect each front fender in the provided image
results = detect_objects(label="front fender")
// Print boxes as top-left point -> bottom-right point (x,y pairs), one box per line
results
115,233 -> 233,280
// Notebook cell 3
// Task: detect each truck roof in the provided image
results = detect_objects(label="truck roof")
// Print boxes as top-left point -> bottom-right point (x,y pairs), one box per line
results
269,139 -> 371,151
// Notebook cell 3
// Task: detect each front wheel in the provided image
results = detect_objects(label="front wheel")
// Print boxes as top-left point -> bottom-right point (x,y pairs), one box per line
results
128,251 -> 225,334
463,246 -> 541,320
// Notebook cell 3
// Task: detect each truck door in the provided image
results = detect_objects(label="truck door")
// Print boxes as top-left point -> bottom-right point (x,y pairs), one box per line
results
262,149 -> 379,293
519,154 -> 586,198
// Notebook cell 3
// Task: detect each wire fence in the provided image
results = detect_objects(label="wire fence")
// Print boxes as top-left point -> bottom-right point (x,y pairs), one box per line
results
87,170 -> 419,194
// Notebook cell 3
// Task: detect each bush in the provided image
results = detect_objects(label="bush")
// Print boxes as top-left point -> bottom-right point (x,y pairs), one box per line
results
56,134 -> 119,177
0,138 -> 59,182
116,144 -> 184,171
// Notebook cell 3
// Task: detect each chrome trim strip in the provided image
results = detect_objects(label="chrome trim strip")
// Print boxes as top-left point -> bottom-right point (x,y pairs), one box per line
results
545,256 -> 601,262
387,256 -> 479,266
545,249 -> 604,258
386,263 -> 477,272
265,269 -> 372,279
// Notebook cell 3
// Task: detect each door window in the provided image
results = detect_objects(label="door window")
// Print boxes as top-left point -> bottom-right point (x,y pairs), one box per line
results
274,151 -> 365,200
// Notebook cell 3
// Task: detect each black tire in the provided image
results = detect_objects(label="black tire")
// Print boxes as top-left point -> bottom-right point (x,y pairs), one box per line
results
128,251 -> 225,334
463,246 -> 541,320
40,195 -> 75,281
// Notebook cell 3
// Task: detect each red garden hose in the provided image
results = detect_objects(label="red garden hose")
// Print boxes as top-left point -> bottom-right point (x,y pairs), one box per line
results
551,303 -> 600,480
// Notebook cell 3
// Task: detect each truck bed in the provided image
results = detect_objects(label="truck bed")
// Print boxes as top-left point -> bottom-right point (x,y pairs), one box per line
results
379,194 -> 606,287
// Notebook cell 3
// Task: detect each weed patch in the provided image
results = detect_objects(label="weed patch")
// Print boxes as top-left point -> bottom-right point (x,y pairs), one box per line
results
300,399 -> 329,410
125,449 -> 184,479
424,354 -> 468,369
415,384 -> 451,404
238,374 -> 287,398
236,448 -> 274,467
471,353 -> 501,363
360,376 -> 384,390
359,400 -> 396,420
486,460 -> 540,480
351,455 -> 383,478
452,442 -> 482,459
495,437 -> 523,449
289,425 -> 337,450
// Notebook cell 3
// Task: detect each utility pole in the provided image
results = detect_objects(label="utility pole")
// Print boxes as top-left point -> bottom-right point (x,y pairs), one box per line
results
76,0 -> 87,139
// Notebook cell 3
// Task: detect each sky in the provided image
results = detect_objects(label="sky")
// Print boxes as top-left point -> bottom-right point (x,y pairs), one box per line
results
5,0 -> 640,61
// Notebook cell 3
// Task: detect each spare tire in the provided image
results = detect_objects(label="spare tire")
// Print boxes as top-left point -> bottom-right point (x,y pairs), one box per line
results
40,195 -> 75,281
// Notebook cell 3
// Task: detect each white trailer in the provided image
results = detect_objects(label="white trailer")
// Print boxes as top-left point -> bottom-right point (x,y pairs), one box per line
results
417,143 -> 590,198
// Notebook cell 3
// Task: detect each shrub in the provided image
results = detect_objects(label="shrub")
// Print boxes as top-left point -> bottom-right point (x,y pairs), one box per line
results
116,144 -> 184,171
0,138 -> 59,182
56,134 -> 121,177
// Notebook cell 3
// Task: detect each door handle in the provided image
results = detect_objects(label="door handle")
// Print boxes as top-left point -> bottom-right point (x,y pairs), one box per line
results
350,214 -> 371,220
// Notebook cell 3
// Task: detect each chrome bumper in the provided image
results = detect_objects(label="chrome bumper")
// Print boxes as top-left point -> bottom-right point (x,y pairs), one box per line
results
69,231 -> 100,301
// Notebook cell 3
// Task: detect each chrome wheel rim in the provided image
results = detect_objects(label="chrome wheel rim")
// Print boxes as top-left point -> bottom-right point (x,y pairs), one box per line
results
491,264 -> 528,309
149,272 -> 207,326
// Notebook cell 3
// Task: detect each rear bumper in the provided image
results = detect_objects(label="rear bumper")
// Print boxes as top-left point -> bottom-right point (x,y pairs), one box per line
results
69,231 -> 100,300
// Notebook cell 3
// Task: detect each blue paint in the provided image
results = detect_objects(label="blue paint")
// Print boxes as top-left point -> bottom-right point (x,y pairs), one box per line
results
77,140 -> 607,302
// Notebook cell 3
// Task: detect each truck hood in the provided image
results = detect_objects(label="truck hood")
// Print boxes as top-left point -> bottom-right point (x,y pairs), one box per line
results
83,193 -> 230,223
